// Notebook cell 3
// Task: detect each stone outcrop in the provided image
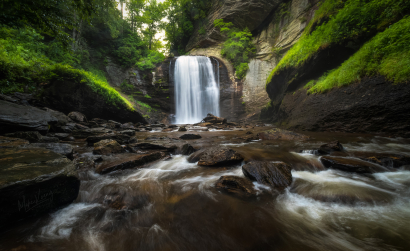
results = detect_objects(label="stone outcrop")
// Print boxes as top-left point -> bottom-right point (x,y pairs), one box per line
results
242,161 -> 293,189
0,100 -> 58,134
215,176 -> 257,198
266,77 -> 410,137
187,147 -> 244,167
0,148 -> 80,229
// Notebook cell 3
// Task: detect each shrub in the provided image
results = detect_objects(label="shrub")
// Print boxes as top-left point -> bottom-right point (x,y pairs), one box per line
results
136,50 -> 165,71
214,19 -> 255,79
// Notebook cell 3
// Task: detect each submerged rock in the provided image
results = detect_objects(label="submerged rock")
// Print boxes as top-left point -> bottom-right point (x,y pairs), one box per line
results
0,148 -> 80,229
129,143 -> 177,152
215,176 -> 257,198
0,136 -> 29,148
351,152 -> 410,168
188,147 -> 244,167
93,139 -> 125,155
318,141 -> 344,154
95,152 -> 166,174
259,128 -> 309,141
320,156 -> 387,174
0,100 -> 58,134
242,161 -> 292,189
179,134 -> 202,140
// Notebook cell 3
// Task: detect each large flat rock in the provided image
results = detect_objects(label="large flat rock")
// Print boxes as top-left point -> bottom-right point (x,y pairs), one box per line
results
0,100 -> 58,134
0,148 -> 80,229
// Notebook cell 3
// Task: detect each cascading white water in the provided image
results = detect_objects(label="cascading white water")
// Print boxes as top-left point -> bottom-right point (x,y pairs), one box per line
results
174,56 -> 220,124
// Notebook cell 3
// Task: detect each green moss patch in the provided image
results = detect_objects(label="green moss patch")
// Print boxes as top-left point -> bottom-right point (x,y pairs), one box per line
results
308,16 -> 410,93
267,0 -> 410,85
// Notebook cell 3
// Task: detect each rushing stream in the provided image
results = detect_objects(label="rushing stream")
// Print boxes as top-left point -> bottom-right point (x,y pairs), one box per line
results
1,129 -> 410,251
174,56 -> 220,124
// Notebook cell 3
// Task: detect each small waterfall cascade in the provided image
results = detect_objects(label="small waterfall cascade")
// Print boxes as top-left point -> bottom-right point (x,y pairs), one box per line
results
174,56 -> 220,124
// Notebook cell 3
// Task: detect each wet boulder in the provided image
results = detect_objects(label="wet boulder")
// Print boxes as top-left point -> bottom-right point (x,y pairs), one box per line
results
202,113 -> 227,124
178,126 -> 187,132
20,143 -> 74,159
93,139 -> 125,155
5,131 -> 59,143
0,100 -> 58,134
259,128 -> 309,141
215,176 -> 257,198
129,143 -> 177,152
351,152 -> 410,168
187,147 -> 244,167
179,134 -> 202,140
181,144 -> 196,155
0,136 -> 29,148
318,141 -> 344,154
0,148 -> 80,229
68,111 -> 87,123
242,161 -> 293,189
320,156 -> 388,174
95,152 -> 166,174
86,133 -> 130,146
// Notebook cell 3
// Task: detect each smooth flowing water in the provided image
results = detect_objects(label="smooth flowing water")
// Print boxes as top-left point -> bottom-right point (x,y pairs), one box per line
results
174,56 -> 220,124
2,129 -> 410,251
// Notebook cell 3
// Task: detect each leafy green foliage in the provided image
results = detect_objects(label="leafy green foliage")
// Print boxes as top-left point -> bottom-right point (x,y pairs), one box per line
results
0,25 -> 133,111
0,0 -> 100,46
136,50 -> 165,71
115,32 -> 146,68
214,19 -> 255,79
267,0 -> 410,84
164,0 -> 212,54
308,16 -> 410,93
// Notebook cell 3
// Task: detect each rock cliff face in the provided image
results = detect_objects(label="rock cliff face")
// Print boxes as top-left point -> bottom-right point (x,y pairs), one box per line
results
188,0 -> 320,121
104,57 -> 172,124
242,0 -> 320,120
186,0 -> 282,52
264,76 -> 410,137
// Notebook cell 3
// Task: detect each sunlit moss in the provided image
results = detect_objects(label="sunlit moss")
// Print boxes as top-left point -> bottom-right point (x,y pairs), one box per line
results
308,16 -> 410,93
266,0 -> 410,85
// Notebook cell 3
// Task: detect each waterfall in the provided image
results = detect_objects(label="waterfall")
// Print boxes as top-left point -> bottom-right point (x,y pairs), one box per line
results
174,56 -> 220,124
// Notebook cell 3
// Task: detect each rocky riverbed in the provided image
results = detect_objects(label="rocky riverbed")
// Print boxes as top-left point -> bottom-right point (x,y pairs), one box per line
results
1,94 -> 410,251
